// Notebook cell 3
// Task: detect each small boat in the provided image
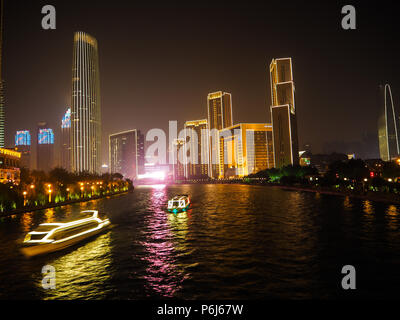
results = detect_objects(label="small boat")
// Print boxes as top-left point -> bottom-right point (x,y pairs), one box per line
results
167,194 -> 191,213
21,210 -> 111,257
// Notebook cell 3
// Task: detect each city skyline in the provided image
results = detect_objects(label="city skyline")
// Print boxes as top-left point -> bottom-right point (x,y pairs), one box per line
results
1,1 -> 400,163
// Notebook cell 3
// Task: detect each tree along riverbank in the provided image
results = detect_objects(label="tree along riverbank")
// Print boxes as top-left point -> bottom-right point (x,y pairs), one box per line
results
0,189 -> 133,218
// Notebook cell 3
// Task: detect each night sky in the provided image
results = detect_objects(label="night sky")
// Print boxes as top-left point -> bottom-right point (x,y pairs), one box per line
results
2,0 -> 400,163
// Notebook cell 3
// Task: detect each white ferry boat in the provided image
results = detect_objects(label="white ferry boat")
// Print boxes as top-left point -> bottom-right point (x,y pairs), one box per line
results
21,210 -> 111,257
167,194 -> 191,213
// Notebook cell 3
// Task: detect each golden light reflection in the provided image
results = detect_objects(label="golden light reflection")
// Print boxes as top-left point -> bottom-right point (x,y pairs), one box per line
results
41,232 -> 113,300
363,200 -> 374,215
44,208 -> 55,223
20,212 -> 33,233
343,196 -> 352,210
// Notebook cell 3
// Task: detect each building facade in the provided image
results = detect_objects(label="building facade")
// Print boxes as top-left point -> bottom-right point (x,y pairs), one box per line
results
173,138 -> 186,180
61,107 -> 71,170
109,129 -> 144,180
184,119 -> 210,179
37,122 -> 54,172
15,130 -> 31,169
71,32 -> 101,174
207,91 -> 233,178
0,147 -> 21,184
270,57 -> 299,168
0,0 -> 5,148
378,84 -> 399,161
219,123 -> 274,178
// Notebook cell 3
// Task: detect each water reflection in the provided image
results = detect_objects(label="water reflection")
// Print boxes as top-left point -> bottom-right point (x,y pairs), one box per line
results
41,232 -> 113,300
139,183 -> 185,297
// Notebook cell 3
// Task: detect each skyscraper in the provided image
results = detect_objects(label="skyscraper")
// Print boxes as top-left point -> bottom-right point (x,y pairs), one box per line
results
184,119 -> 210,178
71,32 -> 101,174
270,58 -> 299,168
173,138 -> 186,180
0,0 -> 5,148
61,107 -> 71,170
207,91 -> 233,131
15,130 -> 31,169
109,129 -> 144,180
378,84 -> 399,161
37,122 -> 54,172
207,91 -> 233,178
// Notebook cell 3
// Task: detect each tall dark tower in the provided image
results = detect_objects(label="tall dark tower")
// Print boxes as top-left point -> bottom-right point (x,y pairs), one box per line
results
0,0 -> 6,148
71,32 -> 101,174
270,57 -> 299,168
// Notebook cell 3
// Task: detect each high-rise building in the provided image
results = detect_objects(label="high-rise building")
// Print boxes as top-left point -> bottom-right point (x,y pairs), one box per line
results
173,138 -> 186,180
71,32 -> 101,174
219,123 -> 274,178
15,130 -> 31,169
207,91 -> 233,178
37,122 -> 54,172
184,119 -> 210,179
0,0 -> 5,148
61,107 -> 71,170
109,129 -> 144,180
270,58 -> 299,168
378,84 -> 399,161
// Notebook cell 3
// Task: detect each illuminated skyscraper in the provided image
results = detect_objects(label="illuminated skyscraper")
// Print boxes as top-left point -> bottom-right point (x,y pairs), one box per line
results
207,91 -> 233,178
61,107 -> 71,170
219,123 -> 274,178
0,0 -> 5,148
184,119 -> 210,178
378,84 -> 399,161
71,32 -> 101,174
109,129 -> 144,180
173,138 -> 186,180
15,130 -> 31,169
270,58 -> 299,168
37,122 -> 54,172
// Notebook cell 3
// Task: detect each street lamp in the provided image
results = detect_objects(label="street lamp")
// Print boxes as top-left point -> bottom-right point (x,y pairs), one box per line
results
23,191 -> 27,206
66,188 -> 70,200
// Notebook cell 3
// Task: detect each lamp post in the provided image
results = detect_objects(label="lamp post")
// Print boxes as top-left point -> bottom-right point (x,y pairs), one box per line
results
47,184 -> 52,203
23,191 -> 27,206
66,188 -> 70,201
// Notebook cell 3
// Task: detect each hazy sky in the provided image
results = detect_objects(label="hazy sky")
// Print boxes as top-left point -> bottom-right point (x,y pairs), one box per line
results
2,0 -> 400,163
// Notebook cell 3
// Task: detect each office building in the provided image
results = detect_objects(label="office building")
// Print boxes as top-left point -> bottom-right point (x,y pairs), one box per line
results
173,138 -> 186,180
219,123 -> 274,178
207,91 -> 233,178
15,130 -> 31,169
109,129 -> 144,180
0,0 -> 5,148
61,107 -> 71,170
71,31 -> 101,174
37,122 -> 54,172
0,147 -> 21,184
184,119 -> 210,178
270,58 -> 299,168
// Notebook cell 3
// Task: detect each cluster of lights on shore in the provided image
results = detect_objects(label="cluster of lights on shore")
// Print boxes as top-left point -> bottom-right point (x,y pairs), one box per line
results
20,181 -> 105,206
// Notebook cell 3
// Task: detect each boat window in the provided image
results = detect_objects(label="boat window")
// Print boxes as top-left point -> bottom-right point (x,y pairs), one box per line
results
35,225 -> 59,232
30,234 -> 46,240
51,222 -> 99,241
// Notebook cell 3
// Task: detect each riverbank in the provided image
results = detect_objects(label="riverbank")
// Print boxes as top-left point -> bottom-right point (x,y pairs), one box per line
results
0,189 -> 133,218
174,180 -> 400,205
270,184 -> 400,204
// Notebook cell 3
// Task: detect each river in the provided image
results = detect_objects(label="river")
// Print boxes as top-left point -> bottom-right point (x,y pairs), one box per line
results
0,184 -> 399,299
